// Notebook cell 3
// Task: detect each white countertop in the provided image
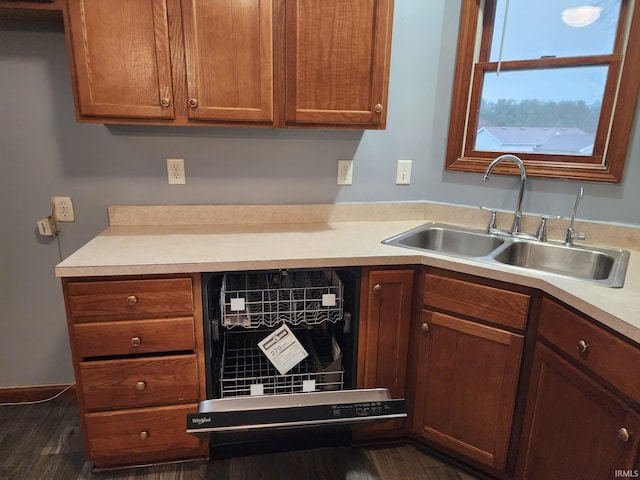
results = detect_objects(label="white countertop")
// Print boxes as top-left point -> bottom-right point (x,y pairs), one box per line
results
55,219 -> 640,344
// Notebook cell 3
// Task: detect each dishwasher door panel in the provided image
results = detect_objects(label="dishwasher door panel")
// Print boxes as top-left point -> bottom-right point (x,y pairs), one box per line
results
186,388 -> 406,433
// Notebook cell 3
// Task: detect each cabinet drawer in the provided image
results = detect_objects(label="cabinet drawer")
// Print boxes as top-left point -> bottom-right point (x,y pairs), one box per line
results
85,404 -> 206,468
79,354 -> 199,411
73,317 -> 195,358
539,298 -> 640,401
423,273 -> 529,330
67,278 -> 193,318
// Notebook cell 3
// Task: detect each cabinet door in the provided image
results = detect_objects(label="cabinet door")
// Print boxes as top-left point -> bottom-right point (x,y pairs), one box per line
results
356,269 -> 414,435
181,0 -> 274,123
65,0 -> 174,119
285,0 -> 393,126
518,342 -> 640,480
413,309 -> 524,471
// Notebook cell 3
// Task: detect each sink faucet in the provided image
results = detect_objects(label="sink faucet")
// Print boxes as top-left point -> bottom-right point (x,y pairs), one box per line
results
565,187 -> 586,245
482,154 -> 527,235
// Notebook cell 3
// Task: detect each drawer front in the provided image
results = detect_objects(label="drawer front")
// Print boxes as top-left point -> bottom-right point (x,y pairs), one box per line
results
68,278 -> 193,318
73,317 -> 195,358
539,298 -> 640,401
423,273 -> 529,330
85,404 -> 207,467
79,354 -> 199,411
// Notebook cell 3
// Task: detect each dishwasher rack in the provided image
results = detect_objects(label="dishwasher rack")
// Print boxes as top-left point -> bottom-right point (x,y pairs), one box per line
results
219,328 -> 344,398
221,270 -> 344,329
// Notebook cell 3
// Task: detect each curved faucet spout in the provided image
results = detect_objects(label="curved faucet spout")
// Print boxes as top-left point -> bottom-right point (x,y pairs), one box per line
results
482,154 -> 528,234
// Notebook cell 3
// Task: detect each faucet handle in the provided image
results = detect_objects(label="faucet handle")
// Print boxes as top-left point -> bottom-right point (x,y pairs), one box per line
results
479,206 -> 497,232
535,215 -> 562,242
479,206 -> 508,235
566,228 -> 586,244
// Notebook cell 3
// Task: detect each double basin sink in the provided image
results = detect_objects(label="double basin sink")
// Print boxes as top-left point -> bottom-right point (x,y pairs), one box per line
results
383,223 -> 630,288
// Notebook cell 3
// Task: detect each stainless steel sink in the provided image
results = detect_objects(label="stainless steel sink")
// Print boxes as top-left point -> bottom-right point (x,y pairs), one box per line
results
383,222 -> 630,288
493,241 -> 629,285
382,223 -> 504,258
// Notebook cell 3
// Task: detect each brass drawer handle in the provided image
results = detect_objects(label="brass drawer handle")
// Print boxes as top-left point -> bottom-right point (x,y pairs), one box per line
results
576,339 -> 589,353
130,336 -> 141,347
140,430 -> 149,440
618,427 -> 630,442
373,284 -> 382,293
126,295 -> 138,306
160,97 -> 170,107
374,103 -> 383,114
136,381 -> 146,391
421,322 -> 430,333
188,98 -> 198,108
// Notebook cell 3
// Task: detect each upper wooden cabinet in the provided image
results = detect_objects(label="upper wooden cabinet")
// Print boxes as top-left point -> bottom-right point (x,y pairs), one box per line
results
63,0 -> 394,128
0,0 -> 61,10
285,0 -> 393,127
65,0 -> 175,120
0,0 -> 63,26
181,0 -> 274,123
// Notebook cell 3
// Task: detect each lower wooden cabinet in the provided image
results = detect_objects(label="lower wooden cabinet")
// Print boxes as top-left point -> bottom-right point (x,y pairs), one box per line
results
516,297 -> 640,479
62,274 -> 208,468
410,268 -> 531,473
412,309 -> 524,471
85,404 -> 205,468
517,342 -> 640,479
354,267 -> 414,439
79,354 -> 200,411
59,267 -> 638,476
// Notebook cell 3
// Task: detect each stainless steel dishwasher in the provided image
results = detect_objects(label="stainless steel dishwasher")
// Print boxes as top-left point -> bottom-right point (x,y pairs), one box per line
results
187,268 -> 406,457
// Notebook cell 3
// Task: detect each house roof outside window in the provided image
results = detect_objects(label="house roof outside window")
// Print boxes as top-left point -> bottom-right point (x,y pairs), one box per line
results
476,126 -> 595,154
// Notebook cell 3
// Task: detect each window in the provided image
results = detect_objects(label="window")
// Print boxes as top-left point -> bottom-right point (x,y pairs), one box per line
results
445,0 -> 640,182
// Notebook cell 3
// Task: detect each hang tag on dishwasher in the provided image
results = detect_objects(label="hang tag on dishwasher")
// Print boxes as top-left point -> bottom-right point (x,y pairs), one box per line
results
258,324 -> 308,375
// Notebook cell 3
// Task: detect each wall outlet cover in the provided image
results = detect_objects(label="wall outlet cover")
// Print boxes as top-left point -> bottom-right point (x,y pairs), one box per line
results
167,158 -> 186,185
52,196 -> 75,222
337,159 -> 353,185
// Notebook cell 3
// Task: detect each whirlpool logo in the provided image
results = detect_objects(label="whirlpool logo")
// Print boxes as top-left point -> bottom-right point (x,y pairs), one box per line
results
191,416 -> 212,426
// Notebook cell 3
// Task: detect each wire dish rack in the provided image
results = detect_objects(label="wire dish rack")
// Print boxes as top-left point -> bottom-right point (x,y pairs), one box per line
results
219,328 -> 343,398
221,270 -> 344,329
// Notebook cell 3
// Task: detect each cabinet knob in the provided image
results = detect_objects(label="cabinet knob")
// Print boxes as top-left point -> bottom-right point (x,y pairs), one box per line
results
160,97 -> 171,107
373,284 -> 382,293
126,295 -> 138,306
136,381 -> 146,391
576,339 -> 588,353
421,322 -> 430,333
374,103 -> 383,114
130,336 -> 141,347
139,430 -> 149,440
188,98 -> 198,108
618,427 -> 630,442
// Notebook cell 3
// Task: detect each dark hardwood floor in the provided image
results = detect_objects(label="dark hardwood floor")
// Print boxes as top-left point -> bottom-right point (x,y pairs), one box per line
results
0,399 -> 479,480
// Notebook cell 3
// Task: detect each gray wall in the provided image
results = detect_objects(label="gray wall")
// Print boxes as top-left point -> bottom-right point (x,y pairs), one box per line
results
1,1 -> 639,388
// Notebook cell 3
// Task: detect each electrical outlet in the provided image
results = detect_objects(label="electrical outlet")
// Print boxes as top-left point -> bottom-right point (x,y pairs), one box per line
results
52,196 -> 75,222
337,160 -> 353,185
396,160 -> 412,185
37,217 -> 57,236
167,158 -> 186,184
